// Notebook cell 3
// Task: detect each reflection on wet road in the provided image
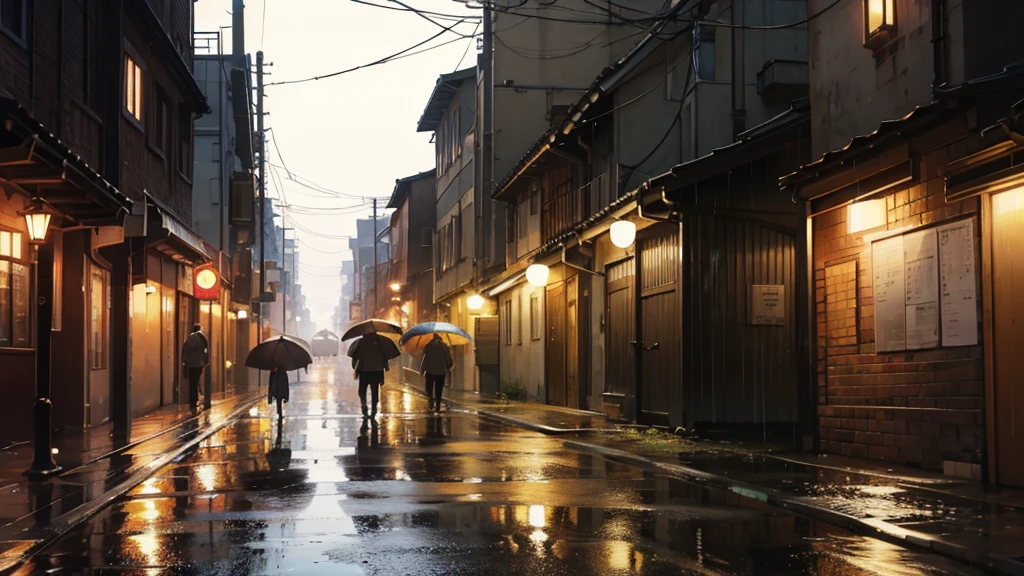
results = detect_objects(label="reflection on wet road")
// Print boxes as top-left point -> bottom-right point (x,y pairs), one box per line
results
15,362 -> 984,575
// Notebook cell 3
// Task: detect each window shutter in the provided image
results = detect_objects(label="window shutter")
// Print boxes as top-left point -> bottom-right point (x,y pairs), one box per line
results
474,316 -> 499,366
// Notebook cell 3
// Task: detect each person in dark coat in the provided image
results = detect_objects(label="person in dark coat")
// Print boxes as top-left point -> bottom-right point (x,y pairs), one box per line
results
268,366 -> 289,420
181,324 -> 209,414
349,333 -> 390,419
420,334 -> 453,413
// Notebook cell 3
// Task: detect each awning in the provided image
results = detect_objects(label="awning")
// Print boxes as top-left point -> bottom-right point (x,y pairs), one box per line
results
145,194 -> 212,264
0,91 -> 131,226
486,272 -> 526,297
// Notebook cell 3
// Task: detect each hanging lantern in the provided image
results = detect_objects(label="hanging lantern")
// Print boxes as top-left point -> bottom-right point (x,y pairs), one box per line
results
609,220 -> 636,249
19,198 -> 57,244
526,263 -> 550,287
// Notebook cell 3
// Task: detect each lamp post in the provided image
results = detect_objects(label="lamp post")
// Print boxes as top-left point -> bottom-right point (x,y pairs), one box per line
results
20,199 -> 62,480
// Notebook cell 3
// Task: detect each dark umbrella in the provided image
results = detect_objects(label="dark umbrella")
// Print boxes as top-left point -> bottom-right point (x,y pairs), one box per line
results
341,319 -> 403,341
245,335 -> 313,371
346,334 -> 401,361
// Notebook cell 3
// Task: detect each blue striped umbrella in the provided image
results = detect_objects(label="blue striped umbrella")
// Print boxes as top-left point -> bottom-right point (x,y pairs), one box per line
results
399,322 -> 472,353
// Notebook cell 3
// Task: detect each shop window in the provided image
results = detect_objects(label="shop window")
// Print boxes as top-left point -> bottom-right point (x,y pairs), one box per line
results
89,266 -> 109,369
0,229 -> 30,348
501,299 -> 512,346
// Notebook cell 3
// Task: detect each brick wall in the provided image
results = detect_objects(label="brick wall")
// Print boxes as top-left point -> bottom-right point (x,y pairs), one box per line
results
813,123 -> 985,470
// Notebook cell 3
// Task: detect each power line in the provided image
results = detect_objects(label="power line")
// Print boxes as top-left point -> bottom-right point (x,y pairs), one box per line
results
266,19 -> 467,86
454,21 -> 481,70
260,0 -> 267,49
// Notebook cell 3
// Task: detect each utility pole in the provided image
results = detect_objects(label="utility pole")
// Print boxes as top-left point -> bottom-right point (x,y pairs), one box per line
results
371,198 -> 378,317
256,50 -> 265,344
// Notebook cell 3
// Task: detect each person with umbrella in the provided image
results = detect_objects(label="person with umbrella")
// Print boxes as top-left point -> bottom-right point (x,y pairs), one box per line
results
181,323 -> 209,414
349,332 -> 399,419
268,365 -> 289,420
344,320 -> 402,420
420,334 -> 453,413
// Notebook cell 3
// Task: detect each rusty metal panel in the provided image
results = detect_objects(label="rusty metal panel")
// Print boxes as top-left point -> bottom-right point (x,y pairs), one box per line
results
684,215 -> 798,426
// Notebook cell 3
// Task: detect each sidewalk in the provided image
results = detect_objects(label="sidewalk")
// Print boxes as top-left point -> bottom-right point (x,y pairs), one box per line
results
0,386 -> 264,573
429,386 -> 1024,576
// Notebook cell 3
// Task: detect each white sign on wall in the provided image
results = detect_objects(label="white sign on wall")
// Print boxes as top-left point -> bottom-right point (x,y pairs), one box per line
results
872,235 -> 906,352
938,219 -> 978,346
871,220 -> 977,351
751,285 -> 785,325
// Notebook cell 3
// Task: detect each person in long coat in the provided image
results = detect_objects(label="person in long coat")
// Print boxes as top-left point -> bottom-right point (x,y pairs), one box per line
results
349,333 -> 390,419
268,366 -> 289,420
420,334 -> 453,413
181,324 -> 209,413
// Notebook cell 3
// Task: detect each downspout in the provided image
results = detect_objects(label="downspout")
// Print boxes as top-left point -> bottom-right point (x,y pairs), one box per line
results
730,0 -> 746,138
931,0 -> 947,95
57,1 -> 65,138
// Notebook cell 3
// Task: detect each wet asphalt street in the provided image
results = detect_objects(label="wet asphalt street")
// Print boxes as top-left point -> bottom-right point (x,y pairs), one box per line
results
14,360 -> 988,575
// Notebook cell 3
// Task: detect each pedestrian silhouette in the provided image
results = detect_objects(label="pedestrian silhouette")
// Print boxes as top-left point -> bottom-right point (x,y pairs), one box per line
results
181,323 -> 209,413
268,365 -> 289,420
420,334 -> 453,413
349,333 -> 394,419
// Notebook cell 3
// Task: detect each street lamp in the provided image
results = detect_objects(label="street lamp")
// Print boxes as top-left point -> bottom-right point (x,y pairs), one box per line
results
237,309 -> 248,320
19,198 -> 62,480
20,198 -> 56,244
466,293 -> 485,310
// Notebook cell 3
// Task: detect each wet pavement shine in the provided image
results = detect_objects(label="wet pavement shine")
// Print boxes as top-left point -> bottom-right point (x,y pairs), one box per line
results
12,361 -> 989,575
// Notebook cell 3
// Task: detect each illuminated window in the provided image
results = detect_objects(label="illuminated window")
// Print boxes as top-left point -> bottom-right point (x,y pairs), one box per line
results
0,229 -> 29,348
864,0 -> 896,50
125,53 -> 143,121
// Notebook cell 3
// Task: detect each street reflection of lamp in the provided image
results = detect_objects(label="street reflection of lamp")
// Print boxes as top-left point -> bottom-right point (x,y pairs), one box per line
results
526,263 -> 549,287
467,293 -> 485,310
22,198 -> 61,480
610,220 -> 636,249
389,282 -> 401,292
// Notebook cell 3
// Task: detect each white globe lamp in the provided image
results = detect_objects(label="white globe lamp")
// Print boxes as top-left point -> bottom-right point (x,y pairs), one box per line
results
526,263 -> 550,287
610,220 -> 636,249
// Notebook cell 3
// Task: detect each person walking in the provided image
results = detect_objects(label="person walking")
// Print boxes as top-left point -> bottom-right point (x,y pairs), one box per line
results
181,323 -> 209,414
349,333 -> 391,419
268,366 -> 290,420
420,334 -> 452,413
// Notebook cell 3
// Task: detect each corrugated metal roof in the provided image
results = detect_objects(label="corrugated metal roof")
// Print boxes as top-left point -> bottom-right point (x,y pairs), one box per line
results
387,168 -> 436,209
781,62 -> 1024,192
417,68 -> 476,133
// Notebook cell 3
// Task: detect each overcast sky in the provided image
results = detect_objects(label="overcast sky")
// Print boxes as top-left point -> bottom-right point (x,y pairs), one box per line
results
195,0 -> 479,329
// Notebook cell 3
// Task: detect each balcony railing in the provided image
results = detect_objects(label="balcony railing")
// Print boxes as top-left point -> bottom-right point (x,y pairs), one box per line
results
541,174 -> 606,244
194,31 -> 222,56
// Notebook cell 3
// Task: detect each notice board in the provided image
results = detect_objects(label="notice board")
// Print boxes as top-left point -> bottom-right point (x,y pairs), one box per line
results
871,220 -> 977,352
938,220 -> 978,346
872,236 -> 906,352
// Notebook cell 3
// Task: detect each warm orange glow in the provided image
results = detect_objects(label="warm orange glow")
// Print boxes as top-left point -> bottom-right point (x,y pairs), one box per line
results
848,199 -> 887,233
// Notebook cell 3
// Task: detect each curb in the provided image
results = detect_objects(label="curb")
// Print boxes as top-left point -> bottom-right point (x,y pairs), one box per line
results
0,391 -> 264,575
563,440 -> 1024,576
406,385 -> 613,435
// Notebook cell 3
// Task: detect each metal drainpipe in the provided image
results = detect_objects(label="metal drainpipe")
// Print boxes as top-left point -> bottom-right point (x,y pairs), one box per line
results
931,0 -> 947,95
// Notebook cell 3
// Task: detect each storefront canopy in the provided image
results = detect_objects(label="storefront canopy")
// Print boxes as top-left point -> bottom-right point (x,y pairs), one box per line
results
145,192 -> 212,265
0,91 -> 131,226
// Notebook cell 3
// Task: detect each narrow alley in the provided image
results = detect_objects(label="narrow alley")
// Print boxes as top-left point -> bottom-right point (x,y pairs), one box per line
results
13,362 -> 983,575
